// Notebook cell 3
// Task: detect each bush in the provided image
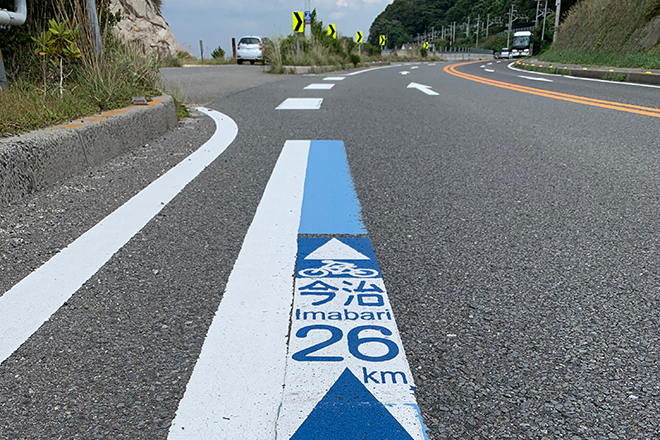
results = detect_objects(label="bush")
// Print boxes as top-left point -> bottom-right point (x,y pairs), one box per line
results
350,53 -> 361,67
211,46 -> 225,59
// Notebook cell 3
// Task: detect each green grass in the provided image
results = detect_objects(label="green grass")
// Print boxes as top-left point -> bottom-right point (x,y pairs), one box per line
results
539,49 -> 660,69
544,0 -> 660,68
1,40 -> 181,137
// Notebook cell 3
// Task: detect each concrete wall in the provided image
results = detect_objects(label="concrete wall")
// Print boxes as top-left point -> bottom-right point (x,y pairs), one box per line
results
0,95 -> 177,207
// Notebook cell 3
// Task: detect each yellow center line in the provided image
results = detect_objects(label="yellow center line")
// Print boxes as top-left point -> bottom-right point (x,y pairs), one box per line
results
444,61 -> 660,118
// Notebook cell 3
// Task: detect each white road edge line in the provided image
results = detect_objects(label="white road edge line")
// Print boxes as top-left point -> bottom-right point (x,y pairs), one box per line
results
507,62 -> 660,89
168,140 -> 310,440
518,75 -> 553,82
484,69 -> 495,73
0,108 -> 239,364
345,64 -> 400,76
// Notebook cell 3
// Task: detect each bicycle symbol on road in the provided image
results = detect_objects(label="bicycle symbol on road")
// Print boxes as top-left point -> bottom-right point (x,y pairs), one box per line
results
298,260 -> 379,278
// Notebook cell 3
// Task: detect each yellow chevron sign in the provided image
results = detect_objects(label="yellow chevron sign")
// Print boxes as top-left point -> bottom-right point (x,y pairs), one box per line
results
424,42 -> 429,49
293,11 -> 304,33
379,35 -> 386,46
328,24 -> 337,39
356,31 -> 363,43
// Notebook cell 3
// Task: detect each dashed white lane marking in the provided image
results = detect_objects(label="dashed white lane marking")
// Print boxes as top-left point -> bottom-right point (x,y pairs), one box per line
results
323,77 -> 345,81
480,65 -> 486,68
168,141 -> 310,439
411,66 -> 419,70
277,98 -> 324,110
485,69 -> 495,72
400,71 -> 411,75
0,108 -> 238,365
518,75 -> 554,82
487,62 -> 493,65
304,84 -> 335,90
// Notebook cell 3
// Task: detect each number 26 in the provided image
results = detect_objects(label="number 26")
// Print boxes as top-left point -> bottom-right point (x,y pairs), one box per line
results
292,324 -> 399,362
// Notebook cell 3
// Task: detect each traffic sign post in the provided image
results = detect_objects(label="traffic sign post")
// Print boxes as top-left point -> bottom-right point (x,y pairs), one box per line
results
304,11 -> 311,25
293,11 -> 304,55
379,35 -> 386,48
356,31 -> 363,55
328,24 -> 337,39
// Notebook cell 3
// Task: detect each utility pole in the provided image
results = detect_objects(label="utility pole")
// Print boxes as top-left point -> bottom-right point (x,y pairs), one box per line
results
554,0 -> 562,41
486,13 -> 490,38
535,0 -> 541,27
476,15 -> 480,48
466,16 -> 470,39
507,4 -> 514,49
86,0 -> 103,55
541,0 -> 549,41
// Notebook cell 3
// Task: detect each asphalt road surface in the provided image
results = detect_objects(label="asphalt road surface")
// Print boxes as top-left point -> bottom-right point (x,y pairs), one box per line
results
1,60 -> 660,439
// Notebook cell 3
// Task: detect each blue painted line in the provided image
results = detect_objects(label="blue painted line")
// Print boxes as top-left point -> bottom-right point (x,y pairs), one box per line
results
299,140 -> 366,235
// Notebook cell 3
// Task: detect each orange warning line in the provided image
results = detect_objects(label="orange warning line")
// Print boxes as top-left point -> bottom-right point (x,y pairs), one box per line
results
445,61 -> 660,119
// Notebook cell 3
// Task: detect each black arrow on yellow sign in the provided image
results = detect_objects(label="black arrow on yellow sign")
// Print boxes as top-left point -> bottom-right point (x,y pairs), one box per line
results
356,31 -> 363,43
328,24 -> 337,39
293,11 -> 304,33
379,35 -> 386,46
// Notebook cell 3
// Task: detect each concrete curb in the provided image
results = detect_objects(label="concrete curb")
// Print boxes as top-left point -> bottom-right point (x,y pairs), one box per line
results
0,95 -> 178,207
516,59 -> 660,86
281,61 -> 391,75
282,65 -> 339,74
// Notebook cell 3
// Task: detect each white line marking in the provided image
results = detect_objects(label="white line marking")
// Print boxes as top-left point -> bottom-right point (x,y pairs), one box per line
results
480,65 -> 486,68
563,73 -> 660,88
304,83 -> 335,90
276,98 -> 323,110
0,108 -> 238,364
323,76 -> 345,81
400,71 -> 411,75
169,141 -> 310,439
411,66 -> 419,70
346,64 -> 399,76
429,63 -> 437,66
507,62 -> 660,89
407,82 -> 439,96
518,75 -> 553,82
484,69 -> 495,73
487,62 -> 493,65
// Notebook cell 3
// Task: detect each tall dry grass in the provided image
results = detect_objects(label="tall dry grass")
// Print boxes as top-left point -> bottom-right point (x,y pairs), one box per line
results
551,0 -> 660,56
1,0 -> 166,136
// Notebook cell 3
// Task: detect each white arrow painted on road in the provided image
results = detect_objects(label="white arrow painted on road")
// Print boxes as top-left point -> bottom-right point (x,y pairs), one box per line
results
407,82 -> 439,96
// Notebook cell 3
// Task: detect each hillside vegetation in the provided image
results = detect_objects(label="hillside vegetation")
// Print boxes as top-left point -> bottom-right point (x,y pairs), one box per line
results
368,0 -> 580,51
542,0 -> 660,67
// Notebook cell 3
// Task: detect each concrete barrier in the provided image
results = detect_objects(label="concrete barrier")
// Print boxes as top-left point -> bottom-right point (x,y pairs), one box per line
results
438,53 -> 494,61
0,95 -> 177,207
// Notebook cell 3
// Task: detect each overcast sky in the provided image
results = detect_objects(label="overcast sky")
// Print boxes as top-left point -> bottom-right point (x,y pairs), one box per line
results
160,0 -> 394,58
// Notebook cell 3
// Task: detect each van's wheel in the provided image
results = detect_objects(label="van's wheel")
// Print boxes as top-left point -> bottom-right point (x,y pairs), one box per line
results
237,60 -> 243,65
250,60 -> 255,65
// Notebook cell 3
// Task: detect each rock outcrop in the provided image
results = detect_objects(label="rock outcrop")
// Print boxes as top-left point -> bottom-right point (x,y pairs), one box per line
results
109,0 -> 181,57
